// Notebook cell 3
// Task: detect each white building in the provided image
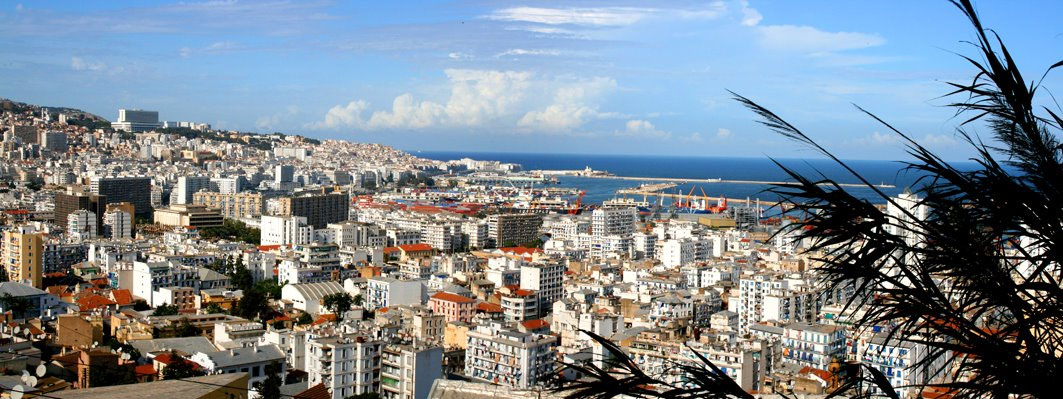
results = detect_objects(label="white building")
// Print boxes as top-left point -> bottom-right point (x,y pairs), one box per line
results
592,207 -> 637,237
67,209 -> 97,241
281,281 -> 346,315
520,262 -> 564,316
175,176 -> 212,205
190,344 -> 285,398
104,209 -> 133,239
365,277 -> 424,310
464,322 -> 558,389
380,343 -> 443,399
307,334 -> 382,399
261,215 -> 312,246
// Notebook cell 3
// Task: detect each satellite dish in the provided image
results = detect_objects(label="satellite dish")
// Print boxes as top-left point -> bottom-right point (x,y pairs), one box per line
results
10,384 -> 24,399
35,364 -> 45,377
25,376 -> 36,388
13,326 -> 20,335
92,341 -> 98,348
20,370 -> 29,378
121,353 -> 131,361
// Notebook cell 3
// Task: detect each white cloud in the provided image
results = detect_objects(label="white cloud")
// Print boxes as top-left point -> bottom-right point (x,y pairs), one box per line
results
495,49 -> 563,58
920,133 -> 958,146
681,132 -> 704,142
448,52 -> 470,59
256,105 -> 300,130
716,128 -> 733,139
757,25 -> 885,53
617,119 -> 671,139
739,0 -> 762,26
487,4 -> 725,28
317,100 -> 370,130
70,56 -> 105,72
488,6 -> 653,26
518,76 -> 617,131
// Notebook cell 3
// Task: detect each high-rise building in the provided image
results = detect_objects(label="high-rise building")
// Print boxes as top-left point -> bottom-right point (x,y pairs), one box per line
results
3,226 -> 43,288
193,191 -> 264,219
40,131 -> 68,153
520,262 -> 565,317
261,215 -> 311,246
8,125 -> 38,145
464,322 -> 557,389
67,209 -> 97,240
104,208 -> 133,239
112,109 -> 162,132
174,176 -> 212,205
275,165 -> 294,184
486,213 -> 543,247
592,207 -> 637,237
380,343 -> 443,399
278,192 -> 349,229
55,191 -> 106,232
307,334 -> 382,399
90,176 -> 152,217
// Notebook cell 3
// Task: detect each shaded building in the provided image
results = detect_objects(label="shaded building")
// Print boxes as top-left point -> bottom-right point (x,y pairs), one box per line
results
90,176 -> 152,217
55,191 -> 106,232
278,192 -> 349,229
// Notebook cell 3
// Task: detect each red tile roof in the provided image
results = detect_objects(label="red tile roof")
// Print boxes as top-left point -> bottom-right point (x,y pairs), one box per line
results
431,292 -> 475,304
111,289 -> 133,306
521,319 -> 550,330
499,247 -> 543,255
475,302 -> 502,313
398,243 -> 433,252
76,294 -> 116,311
294,383 -> 332,399
135,364 -> 157,377
798,366 -> 832,383
257,245 -> 282,251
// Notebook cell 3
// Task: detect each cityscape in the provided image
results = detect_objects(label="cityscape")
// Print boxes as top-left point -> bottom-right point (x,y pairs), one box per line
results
0,1 -> 1059,399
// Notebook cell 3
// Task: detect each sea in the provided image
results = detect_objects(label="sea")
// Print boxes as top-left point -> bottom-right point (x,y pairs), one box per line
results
416,151 -> 962,206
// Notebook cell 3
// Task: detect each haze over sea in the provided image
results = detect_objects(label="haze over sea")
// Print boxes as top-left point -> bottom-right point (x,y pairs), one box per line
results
417,151 -> 971,205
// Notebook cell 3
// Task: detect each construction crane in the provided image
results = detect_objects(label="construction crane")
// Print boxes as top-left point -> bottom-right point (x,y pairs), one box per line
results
568,191 -> 586,215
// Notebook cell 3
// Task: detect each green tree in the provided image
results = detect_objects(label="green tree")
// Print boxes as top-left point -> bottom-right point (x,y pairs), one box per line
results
230,262 -> 253,292
322,292 -> 354,320
253,279 -> 284,300
161,351 -> 205,380
297,312 -> 313,325
236,287 -> 271,321
132,300 -> 151,311
253,362 -> 284,399
0,293 -> 31,319
203,303 -> 227,315
352,294 -> 363,307
175,318 -> 199,337
153,303 -> 180,316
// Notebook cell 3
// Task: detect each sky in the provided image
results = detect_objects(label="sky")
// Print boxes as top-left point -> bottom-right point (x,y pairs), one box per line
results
1,1 -> 1062,160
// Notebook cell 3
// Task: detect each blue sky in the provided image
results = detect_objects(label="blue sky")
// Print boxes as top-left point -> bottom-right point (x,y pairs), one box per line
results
2,1 -> 1061,160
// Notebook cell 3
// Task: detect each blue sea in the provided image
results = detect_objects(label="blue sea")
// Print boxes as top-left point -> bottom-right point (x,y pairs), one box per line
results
417,151 -> 961,205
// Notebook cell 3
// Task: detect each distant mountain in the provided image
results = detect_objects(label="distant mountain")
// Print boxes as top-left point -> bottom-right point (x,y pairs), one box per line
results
0,98 -> 109,122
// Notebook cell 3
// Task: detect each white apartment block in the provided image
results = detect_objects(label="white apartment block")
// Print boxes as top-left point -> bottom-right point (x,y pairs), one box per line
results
380,343 -> 443,399
307,334 -> 382,399
366,277 -> 424,310
520,261 -> 564,316
261,215 -> 312,246
464,322 -> 558,389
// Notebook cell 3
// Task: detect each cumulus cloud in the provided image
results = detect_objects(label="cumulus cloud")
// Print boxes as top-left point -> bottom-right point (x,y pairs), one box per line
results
313,70 -> 620,133
71,56 -> 105,72
488,4 -> 725,28
716,128 -> 733,139
256,105 -> 300,131
495,48 -> 563,58
518,76 -> 617,131
617,119 -> 671,139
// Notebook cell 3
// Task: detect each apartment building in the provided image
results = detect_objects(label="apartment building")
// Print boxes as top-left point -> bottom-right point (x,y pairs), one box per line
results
193,191 -> 265,219
464,322 -> 558,389
3,226 -> 43,288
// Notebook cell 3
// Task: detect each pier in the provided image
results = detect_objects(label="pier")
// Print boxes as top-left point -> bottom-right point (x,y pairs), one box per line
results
576,174 -> 894,188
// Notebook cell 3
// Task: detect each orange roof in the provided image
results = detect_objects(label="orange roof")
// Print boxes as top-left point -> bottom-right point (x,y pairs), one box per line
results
798,366 -> 832,382
431,292 -> 475,304
76,294 -> 116,311
499,247 -> 543,255
311,314 -> 337,326
111,289 -> 133,306
135,364 -> 157,376
383,247 -> 401,254
475,302 -> 502,313
521,319 -> 550,330
294,383 -> 332,399
257,245 -> 282,251
398,243 -> 433,252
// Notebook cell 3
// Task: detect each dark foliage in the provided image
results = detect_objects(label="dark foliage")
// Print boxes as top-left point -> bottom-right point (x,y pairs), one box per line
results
253,362 -> 284,399
556,2 -> 1061,399
153,303 -> 180,316
322,292 -> 354,321
200,219 -> 261,245
162,351 -> 205,380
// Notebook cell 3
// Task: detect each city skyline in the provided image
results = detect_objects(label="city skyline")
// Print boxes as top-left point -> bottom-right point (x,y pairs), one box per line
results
2,1 -> 1062,160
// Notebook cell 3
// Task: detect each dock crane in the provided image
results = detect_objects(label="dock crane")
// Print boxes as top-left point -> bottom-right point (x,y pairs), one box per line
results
568,191 -> 586,214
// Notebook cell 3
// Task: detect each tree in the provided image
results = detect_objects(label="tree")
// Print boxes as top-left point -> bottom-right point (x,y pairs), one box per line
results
352,294 -> 364,307
254,279 -> 284,300
556,2 -> 1062,399
297,312 -> 313,325
175,318 -> 199,337
203,303 -> 227,315
162,351 -> 205,380
132,300 -> 151,311
236,287 -> 272,321
230,262 -> 253,292
0,293 -> 31,319
153,303 -> 180,316
322,292 -> 354,321
253,362 -> 284,399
